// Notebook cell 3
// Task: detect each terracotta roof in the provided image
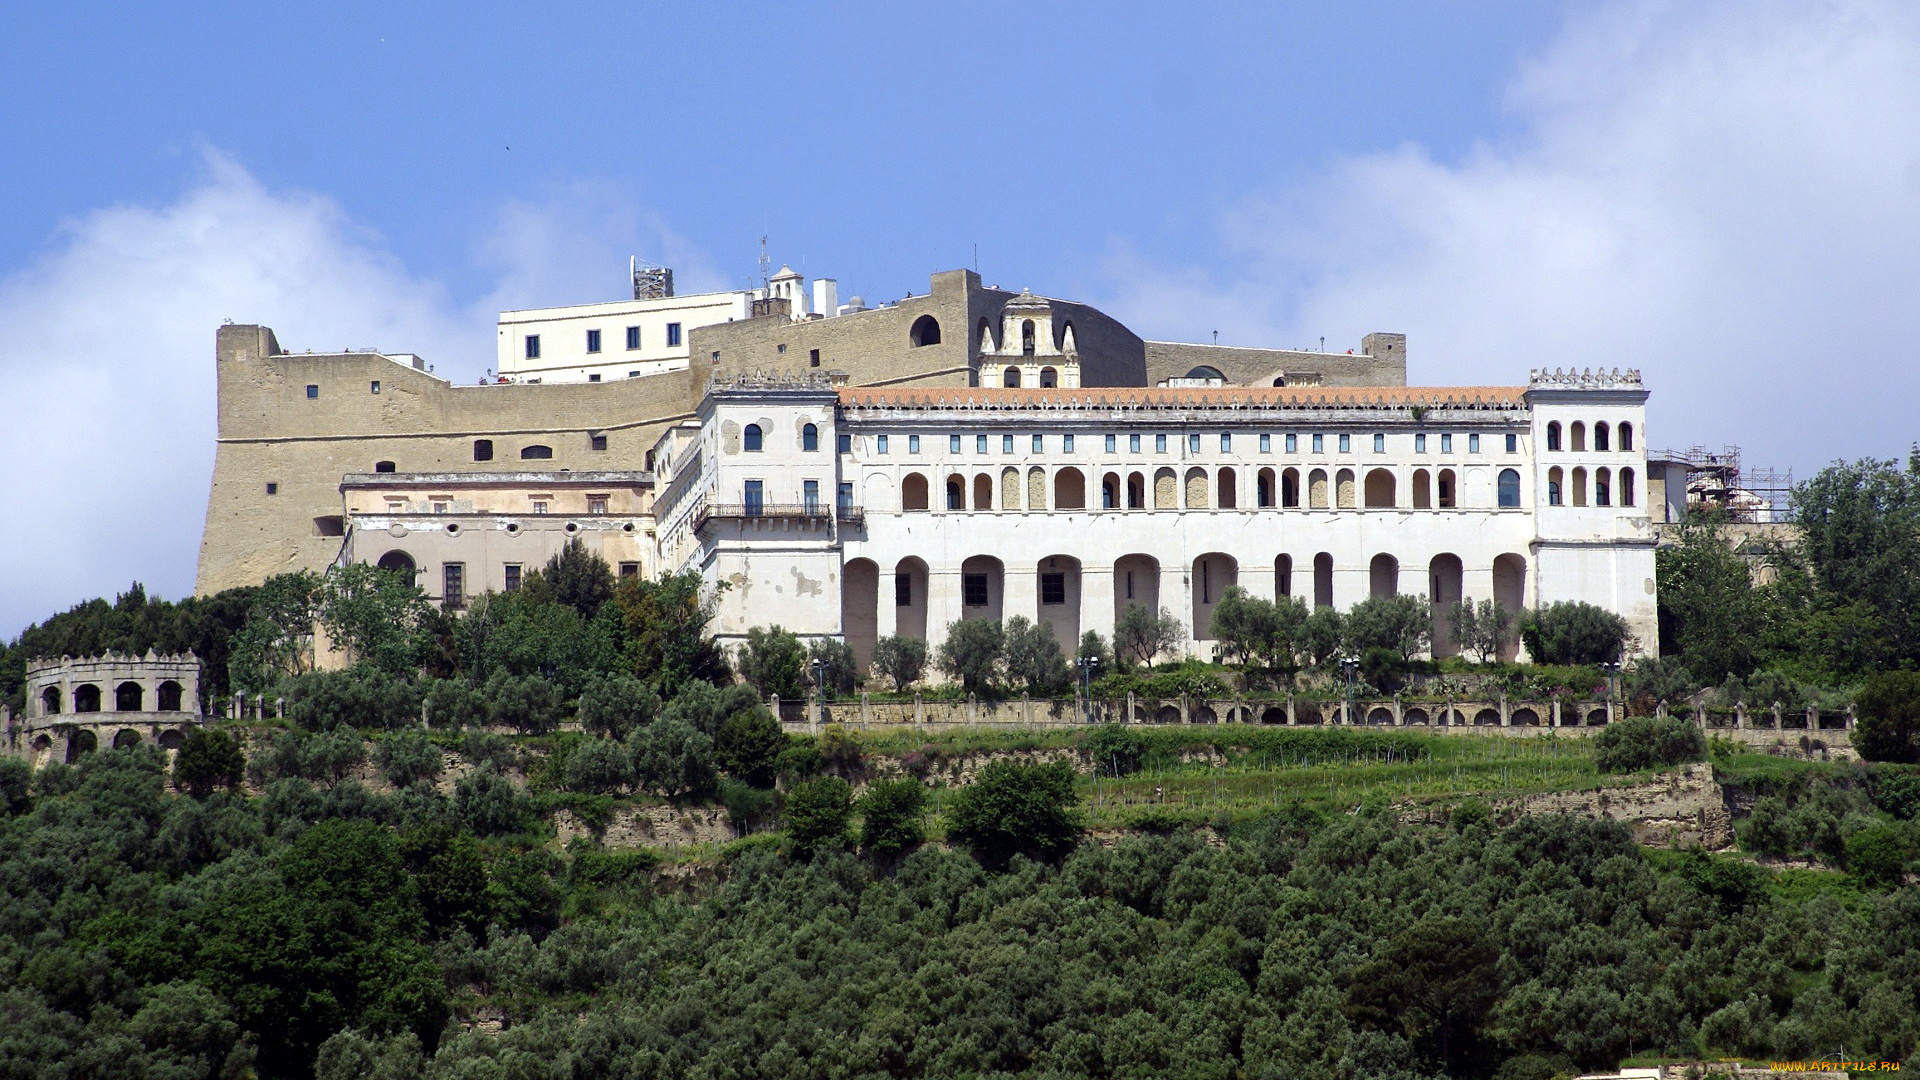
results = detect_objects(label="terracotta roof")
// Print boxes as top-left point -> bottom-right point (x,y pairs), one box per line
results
837,385 -> 1528,409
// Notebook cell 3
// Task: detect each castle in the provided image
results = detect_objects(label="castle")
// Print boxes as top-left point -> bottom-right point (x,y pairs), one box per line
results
198,264 -> 1658,667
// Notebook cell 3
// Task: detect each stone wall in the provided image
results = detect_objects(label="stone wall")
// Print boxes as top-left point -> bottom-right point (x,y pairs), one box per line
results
1145,339 -> 1406,387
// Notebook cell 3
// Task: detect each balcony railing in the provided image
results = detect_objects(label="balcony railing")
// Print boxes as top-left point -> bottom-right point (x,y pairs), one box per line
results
695,503 -> 864,530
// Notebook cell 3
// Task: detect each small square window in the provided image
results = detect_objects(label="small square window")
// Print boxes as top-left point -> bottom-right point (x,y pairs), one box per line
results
1156,434 -> 1167,453
1415,434 -> 1427,453
1220,434 -> 1232,452
370,380 -> 380,394
1469,434 -> 1481,453
1441,434 -> 1454,453
838,433 -> 852,453
666,323 -> 682,346
265,482 -> 278,495
1106,434 -> 1117,453
1312,434 -> 1324,453
1002,434 -> 1014,454
709,351 -> 720,363
432,502 -> 449,514
963,574 -> 990,608
626,326 -> 640,350
532,501 -> 548,515
618,562 -> 640,579
909,434 -> 921,453
588,496 -> 608,514
524,335 -> 540,360
305,384 -> 319,399
1373,433 -> 1385,453
1286,433 -> 1298,452
588,373 -> 601,382
1032,434 -> 1044,453
951,435 -> 962,453
877,435 -> 889,454
1062,434 -> 1074,453
1339,434 -> 1351,453
1260,433 -> 1271,452
1040,572 -> 1066,605
591,434 -> 607,451
777,343 -> 787,354
586,329 -> 601,353
1506,433 -> 1518,453
1129,434 -> 1142,453
977,434 -> 988,454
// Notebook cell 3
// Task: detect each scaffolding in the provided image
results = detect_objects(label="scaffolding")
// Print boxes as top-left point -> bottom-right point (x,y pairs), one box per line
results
1652,444 -> 1793,522
630,257 -> 674,300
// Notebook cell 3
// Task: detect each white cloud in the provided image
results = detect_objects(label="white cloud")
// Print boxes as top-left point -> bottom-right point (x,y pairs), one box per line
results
1101,0 -> 1920,474
0,153 -> 692,637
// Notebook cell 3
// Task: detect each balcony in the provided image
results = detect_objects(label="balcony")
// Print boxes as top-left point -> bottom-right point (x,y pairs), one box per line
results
695,503 -> 863,531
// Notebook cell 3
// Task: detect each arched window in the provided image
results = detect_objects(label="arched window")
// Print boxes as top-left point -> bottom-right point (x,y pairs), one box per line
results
156,681 -> 184,711
1003,367 -> 1022,388
1102,473 -> 1120,509
1039,367 -> 1058,388
1021,320 -> 1036,356
1185,365 -> 1226,381
377,550 -> 416,575
1308,468 -> 1328,509
976,473 -> 996,510
1412,468 -> 1432,509
743,425 -> 763,452
1621,467 -> 1637,506
1571,422 -> 1587,452
946,478 -> 964,510
1363,468 -> 1395,508
909,314 -> 942,346
1127,472 -> 1146,509
1572,466 -> 1589,506
74,684 -> 101,713
41,685 -> 61,715
116,681 -> 144,712
1281,467 -> 1300,508
902,473 -> 929,511
375,460 -> 397,473
1595,423 -> 1610,452
520,444 -> 553,460
1335,468 -> 1356,509
1546,421 -> 1562,451
1619,422 -> 1635,451
1256,468 -> 1275,508
1497,468 -> 1521,508
1272,376 -> 1287,387
802,423 -> 819,451
1595,467 -> 1612,506
1548,466 -> 1564,506
1436,469 -> 1457,508
473,439 -> 494,461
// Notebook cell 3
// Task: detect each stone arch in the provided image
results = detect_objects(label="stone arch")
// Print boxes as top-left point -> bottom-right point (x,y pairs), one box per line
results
74,684 -> 101,713
41,685 -> 61,715
520,444 -> 553,460
158,729 -> 185,751
1368,707 -> 1394,725
1586,708 -> 1610,726
1185,365 -> 1226,380
157,681 -> 184,711
1437,468 -> 1457,508
1336,468 -> 1356,508
999,468 -> 1019,509
1054,467 -> 1086,509
1428,553 -> 1464,657
1620,467 -> 1636,506
1493,553 -> 1527,660
1002,366 -> 1022,388
1619,422 -> 1634,451
895,557 -> 930,639
1594,422 -> 1610,451
1262,706 -> 1287,724
909,314 -> 942,346
113,729 -> 142,750
1571,466 -> 1589,506
377,550 -> 416,575
1027,466 -> 1047,510
1114,554 -> 1160,628
946,476 -> 965,510
1595,467 -> 1612,506
1184,467 -> 1209,509
1127,472 -> 1146,509
1546,421 -> 1562,451
116,681 -> 144,712
66,729 -> 98,762
902,472 -> 930,511
1256,467 -> 1275,507
1474,708 -> 1501,726
1217,467 -> 1237,508
1282,467 -> 1301,507
1153,468 -> 1177,508
1039,366 -> 1059,388
1295,701 -> 1324,724
1037,554 -> 1082,652
979,472 -> 998,510
1370,554 -> 1399,598
1313,552 -> 1334,608
1275,554 -> 1294,600
1192,705 -> 1219,724
1412,468 -> 1433,509
1021,319 -> 1036,356
1363,468 -> 1396,508
1308,468 -> 1329,508
1192,553 -> 1237,639
1498,468 -> 1522,508
1511,707 -> 1541,726
1101,471 -> 1121,509
1155,704 -> 1182,724
31,733 -> 53,762
843,558 -> 880,668
1404,707 -> 1430,725
1570,422 -> 1586,452
960,555 -> 1005,621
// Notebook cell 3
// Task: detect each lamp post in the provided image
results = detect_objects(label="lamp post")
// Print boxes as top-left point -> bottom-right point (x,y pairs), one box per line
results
1077,654 -> 1101,724
1339,655 -> 1360,725
1601,660 -> 1621,721
811,656 -> 827,710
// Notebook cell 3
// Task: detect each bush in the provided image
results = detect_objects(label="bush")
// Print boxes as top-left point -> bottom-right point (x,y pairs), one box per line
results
1085,724 -> 1144,777
422,678 -> 485,730
628,717 -> 718,798
373,729 -> 443,789
785,776 -> 854,857
576,674 -> 661,741
715,705 -> 785,788
1843,822 -> 1915,887
306,727 -> 368,786
872,634 -> 929,692
453,765 -> 532,836
1520,602 -> 1630,665
172,728 -> 244,799
563,737 -> 635,795
284,667 -> 422,731
0,757 -> 30,815
1854,671 -> 1920,763
1003,616 -> 1072,696
484,671 -> 563,735
1344,595 -> 1431,664
945,759 -> 1084,869
738,626 -> 809,700
808,637 -> 860,697
1871,769 -> 1920,820
938,618 -> 1005,695
1592,715 -> 1705,773
459,731 -> 517,772
856,779 -> 926,855
719,779 -> 779,833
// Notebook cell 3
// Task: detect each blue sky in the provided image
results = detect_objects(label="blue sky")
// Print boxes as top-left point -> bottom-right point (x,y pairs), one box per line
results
3,1 -> 1919,635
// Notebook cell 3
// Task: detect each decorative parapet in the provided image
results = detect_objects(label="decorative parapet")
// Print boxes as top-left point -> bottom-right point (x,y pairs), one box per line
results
710,371 -> 844,392
1528,366 -> 1643,389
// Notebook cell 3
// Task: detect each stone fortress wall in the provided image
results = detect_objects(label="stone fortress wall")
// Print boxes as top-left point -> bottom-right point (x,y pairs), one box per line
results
6,652 -> 205,765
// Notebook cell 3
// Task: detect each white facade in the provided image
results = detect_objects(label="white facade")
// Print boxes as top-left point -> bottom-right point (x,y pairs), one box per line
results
496,290 -> 752,384
653,369 -> 1657,668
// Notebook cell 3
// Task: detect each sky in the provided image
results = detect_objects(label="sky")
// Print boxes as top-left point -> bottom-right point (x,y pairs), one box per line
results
2,0 -> 1918,637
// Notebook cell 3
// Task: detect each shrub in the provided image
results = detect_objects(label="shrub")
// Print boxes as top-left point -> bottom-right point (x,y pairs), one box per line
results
1520,602 -> 1630,665
938,618 -> 1005,695
1592,715 -> 1705,773
1843,822 -> 1914,887
1003,616 -> 1072,696
628,717 -> 718,798
453,765 -> 532,836
719,779 -> 779,833
422,679 -> 485,730
738,626 -> 809,700
1854,671 -> 1920,763
872,634 -> 929,693
1085,724 -> 1144,777
946,759 -> 1084,869
855,779 -> 926,855
715,705 -> 785,788
1871,769 -> 1920,820
373,729 -> 443,789
563,737 -> 634,795
284,668 -> 422,731
576,674 -> 661,740
172,728 -> 244,799
808,637 -> 859,697
484,671 -> 563,735
0,757 -> 30,815
785,776 -> 854,857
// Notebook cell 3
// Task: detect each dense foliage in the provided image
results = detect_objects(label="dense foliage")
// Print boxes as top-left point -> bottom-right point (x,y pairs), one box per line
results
1591,716 -> 1706,773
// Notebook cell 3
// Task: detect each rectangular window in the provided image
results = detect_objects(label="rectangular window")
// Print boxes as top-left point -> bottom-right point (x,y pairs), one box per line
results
1129,434 -> 1142,453
1040,572 -> 1066,605
524,335 -> 540,360
1156,434 -> 1167,453
895,573 -> 912,607
1286,433 -> 1297,453
532,500 -> 548,514
837,433 -> 852,453
908,434 -> 921,453
619,562 -> 640,579
1126,570 -> 1135,599
777,344 -> 786,354
432,501 -> 448,514
877,435 -> 889,454
837,482 -> 853,515
1032,434 -> 1044,453
443,563 -> 465,607
1506,433 -> 1518,453
629,371 -> 640,378
625,326 -> 640,350
1312,434 -> 1324,453
1373,433 -> 1385,453
265,482 -> 278,495
587,496 -> 608,514
743,480 -> 764,515
951,434 -> 962,453
803,480 -> 820,514
1415,434 -> 1427,453
1221,433 -> 1232,452
1062,434 -> 1074,453
1469,434 -> 1481,453
1440,434 -> 1453,453
809,348 -> 820,367
1189,433 -> 1201,453
370,380 -> 381,394
504,564 -> 522,593
588,373 -> 601,382
666,323 -> 682,346
1002,434 -> 1014,454
1339,434 -> 1351,453
963,574 -> 990,608
1260,434 -> 1272,453
1106,434 -> 1118,453
586,329 -> 601,353
591,434 -> 607,451
977,434 -> 988,453
306,384 -> 319,399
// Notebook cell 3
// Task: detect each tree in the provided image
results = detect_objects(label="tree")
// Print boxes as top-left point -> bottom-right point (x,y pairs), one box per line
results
785,776 -> 853,857
1300,606 -> 1345,667
422,678 -> 485,730
1592,715 -> 1705,773
227,570 -> 325,693
938,618 -> 1005,695
1076,630 -> 1112,670
521,536 -> 616,620
715,705 -> 785,788
576,674 -> 661,740
946,759 -> 1083,869
628,716 -> 718,797
484,670 -> 563,734
284,668 -> 423,731
1656,510 -> 1774,681
453,764 -> 532,835
1843,822 -> 1916,887
1085,723 -> 1144,777
1447,599 -> 1517,664
1114,604 -> 1183,666
1344,916 -> 1500,1071
856,779 -> 926,855
172,728 -> 244,799
1854,671 -> 1920,763
738,626 -> 809,700
320,563 -> 435,675
1793,454 -> 1920,667
563,736 -> 635,794
807,637 -> 860,697
398,822 -> 490,936
1003,616 -> 1072,696
1520,601 -> 1630,665
1344,595 -> 1431,665
871,634 -> 929,692
374,728 -> 443,789
616,571 -> 730,695
0,757 -> 30,815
